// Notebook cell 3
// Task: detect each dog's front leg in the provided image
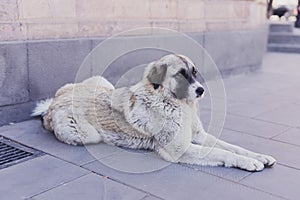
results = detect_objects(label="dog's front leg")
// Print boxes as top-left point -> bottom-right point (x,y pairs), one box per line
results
176,144 -> 265,172
192,122 -> 276,167
215,137 -> 276,167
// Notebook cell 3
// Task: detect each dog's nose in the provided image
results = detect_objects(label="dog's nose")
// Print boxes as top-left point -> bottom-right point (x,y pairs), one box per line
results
196,87 -> 204,97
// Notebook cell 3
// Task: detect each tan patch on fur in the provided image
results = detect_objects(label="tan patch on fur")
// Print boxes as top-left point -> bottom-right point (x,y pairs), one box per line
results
144,82 -> 156,95
129,94 -> 136,108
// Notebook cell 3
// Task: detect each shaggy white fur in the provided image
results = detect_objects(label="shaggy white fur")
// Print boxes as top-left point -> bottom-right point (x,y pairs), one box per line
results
31,98 -> 53,117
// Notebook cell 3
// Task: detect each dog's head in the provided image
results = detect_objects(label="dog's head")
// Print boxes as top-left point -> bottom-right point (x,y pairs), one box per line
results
144,54 -> 205,101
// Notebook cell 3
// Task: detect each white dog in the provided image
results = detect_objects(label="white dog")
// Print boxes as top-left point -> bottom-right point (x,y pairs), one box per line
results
32,54 -> 276,171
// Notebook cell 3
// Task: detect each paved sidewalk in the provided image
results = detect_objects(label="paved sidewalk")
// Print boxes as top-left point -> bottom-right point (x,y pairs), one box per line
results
1,52 -> 300,200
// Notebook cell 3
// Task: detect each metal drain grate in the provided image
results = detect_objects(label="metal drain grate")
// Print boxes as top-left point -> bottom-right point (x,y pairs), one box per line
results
0,136 -> 43,169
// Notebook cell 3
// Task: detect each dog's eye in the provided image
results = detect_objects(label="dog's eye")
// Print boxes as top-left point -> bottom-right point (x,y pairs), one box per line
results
179,69 -> 189,79
192,68 -> 197,77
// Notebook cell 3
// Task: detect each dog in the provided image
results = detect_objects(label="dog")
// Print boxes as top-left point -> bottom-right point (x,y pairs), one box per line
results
32,54 -> 276,171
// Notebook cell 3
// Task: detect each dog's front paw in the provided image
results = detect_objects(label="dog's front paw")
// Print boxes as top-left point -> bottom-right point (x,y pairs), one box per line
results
255,154 -> 276,167
236,157 -> 265,172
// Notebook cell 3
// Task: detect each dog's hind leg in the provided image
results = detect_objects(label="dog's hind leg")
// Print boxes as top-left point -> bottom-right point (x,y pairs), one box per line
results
176,144 -> 265,172
52,110 -> 102,145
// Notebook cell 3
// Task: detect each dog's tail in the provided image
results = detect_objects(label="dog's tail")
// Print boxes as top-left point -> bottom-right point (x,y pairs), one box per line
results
31,98 -> 53,117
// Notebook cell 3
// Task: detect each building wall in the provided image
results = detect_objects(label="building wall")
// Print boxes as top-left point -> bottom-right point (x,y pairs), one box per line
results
1,0 -> 267,41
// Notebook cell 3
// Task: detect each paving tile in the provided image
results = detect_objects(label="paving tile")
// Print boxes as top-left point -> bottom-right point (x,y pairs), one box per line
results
273,128 -> 300,146
274,86 -> 300,102
225,87 -> 295,108
0,155 -> 89,200
225,86 -> 272,103
83,161 -> 281,200
220,129 -> 300,170
197,93 -> 232,113
97,150 -> 170,174
240,164 -> 300,200
201,111 -> 289,139
198,180 -> 283,200
255,104 -> 300,127
226,101 -> 283,118
200,95 -> 285,119
223,72 -> 295,93
141,195 -> 161,200
223,71 -> 300,107
262,52 -> 300,76
224,115 -> 289,138
251,93 -> 297,108
32,173 -> 148,200
0,119 -> 97,166
182,163 -> 251,182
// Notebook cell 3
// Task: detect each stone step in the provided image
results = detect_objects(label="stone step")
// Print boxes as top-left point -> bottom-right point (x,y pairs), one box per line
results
269,22 -> 294,33
268,43 -> 300,53
268,33 -> 300,44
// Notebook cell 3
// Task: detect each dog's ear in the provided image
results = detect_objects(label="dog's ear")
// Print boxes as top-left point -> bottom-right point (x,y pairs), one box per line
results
147,63 -> 167,89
